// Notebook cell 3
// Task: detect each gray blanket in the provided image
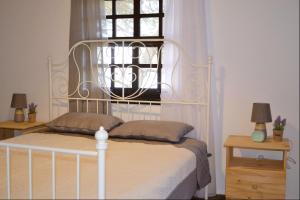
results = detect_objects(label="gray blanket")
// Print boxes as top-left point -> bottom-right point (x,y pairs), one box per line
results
174,137 -> 211,189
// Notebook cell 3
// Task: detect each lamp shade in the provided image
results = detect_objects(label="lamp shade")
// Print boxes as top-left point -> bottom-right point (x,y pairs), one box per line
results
11,93 -> 27,108
251,103 -> 272,123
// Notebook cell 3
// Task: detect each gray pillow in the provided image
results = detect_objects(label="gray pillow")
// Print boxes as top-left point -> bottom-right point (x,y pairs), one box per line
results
109,120 -> 194,143
46,112 -> 123,135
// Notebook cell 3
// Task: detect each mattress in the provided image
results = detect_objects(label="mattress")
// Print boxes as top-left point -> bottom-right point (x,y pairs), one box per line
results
0,133 -> 209,199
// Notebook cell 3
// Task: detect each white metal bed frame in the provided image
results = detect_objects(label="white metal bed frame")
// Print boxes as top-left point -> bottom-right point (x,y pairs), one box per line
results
0,38 -> 212,199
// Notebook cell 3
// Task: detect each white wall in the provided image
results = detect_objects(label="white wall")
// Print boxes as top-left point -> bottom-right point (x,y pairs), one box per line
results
0,0 -> 70,122
208,0 -> 299,199
0,0 -> 298,198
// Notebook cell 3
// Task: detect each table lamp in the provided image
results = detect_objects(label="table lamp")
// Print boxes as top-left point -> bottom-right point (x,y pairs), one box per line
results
11,93 -> 27,122
251,103 -> 272,142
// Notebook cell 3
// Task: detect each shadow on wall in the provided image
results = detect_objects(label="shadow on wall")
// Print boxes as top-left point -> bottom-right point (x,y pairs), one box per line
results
285,124 -> 298,167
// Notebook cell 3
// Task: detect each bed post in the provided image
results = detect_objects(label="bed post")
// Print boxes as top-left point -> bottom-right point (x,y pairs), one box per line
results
48,56 -> 53,121
204,56 -> 212,200
95,126 -> 108,199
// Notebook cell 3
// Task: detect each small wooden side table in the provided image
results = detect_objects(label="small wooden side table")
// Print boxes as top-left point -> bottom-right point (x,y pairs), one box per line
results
0,121 -> 45,140
224,135 -> 290,199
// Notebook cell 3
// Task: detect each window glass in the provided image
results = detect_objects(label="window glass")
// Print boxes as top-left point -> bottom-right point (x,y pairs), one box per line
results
139,68 -> 158,88
140,0 -> 159,14
116,18 -> 134,37
114,47 -> 133,64
139,47 -> 158,64
103,19 -> 113,38
105,0 -> 113,15
116,0 -> 134,15
140,17 -> 159,36
97,47 -> 112,64
114,67 -> 133,88
98,67 -> 112,88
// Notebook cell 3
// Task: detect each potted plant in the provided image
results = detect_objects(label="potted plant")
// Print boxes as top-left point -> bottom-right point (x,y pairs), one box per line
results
28,102 -> 37,123
273,116 -> 286,141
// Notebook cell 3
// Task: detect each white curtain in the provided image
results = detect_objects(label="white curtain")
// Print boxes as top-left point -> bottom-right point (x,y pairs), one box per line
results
69,0 -> 110,114
161,0 -> 216,196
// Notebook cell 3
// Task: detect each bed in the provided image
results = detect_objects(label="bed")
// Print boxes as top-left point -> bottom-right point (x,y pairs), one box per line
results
0,39 -> 212,199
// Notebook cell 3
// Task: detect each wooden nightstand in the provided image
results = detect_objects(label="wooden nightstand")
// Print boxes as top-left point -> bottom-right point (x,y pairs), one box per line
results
224,135 -> 290,200
0,121 -> 45,140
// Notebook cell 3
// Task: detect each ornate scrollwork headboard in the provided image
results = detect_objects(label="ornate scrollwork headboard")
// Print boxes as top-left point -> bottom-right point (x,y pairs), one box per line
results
48,38 -> 212,140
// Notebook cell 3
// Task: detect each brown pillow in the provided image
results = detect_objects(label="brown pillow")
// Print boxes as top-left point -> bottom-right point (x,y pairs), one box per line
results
46,112 -> 123,135
109,120 -> 194,143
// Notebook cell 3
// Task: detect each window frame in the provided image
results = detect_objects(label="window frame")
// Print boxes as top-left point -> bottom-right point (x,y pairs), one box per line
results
104,0 -> 164,101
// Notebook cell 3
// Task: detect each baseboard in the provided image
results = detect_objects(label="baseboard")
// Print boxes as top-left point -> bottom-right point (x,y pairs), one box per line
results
192,194 -> 225,200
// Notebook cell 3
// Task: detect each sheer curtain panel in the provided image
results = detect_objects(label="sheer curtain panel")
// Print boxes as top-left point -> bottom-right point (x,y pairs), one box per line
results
161,0 -> 216,196
69,0 -> 110,114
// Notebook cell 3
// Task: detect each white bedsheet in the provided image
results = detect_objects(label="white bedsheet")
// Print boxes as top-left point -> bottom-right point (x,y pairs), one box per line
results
0,133 -> 196,199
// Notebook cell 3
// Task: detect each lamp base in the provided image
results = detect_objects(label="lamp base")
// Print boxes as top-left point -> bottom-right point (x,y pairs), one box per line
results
251,131 -> 266,142
254,123 -> 267,141
14,108 -> 25,122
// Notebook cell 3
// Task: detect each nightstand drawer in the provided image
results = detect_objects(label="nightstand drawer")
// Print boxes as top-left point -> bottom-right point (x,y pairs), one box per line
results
226,168 -> 285,199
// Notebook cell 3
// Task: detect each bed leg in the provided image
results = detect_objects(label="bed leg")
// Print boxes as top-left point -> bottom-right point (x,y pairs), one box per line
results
204,186 -> 208,200
95,126 -> 108,199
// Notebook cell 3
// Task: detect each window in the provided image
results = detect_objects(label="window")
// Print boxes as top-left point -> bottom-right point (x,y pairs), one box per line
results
102,0 -> 164,101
